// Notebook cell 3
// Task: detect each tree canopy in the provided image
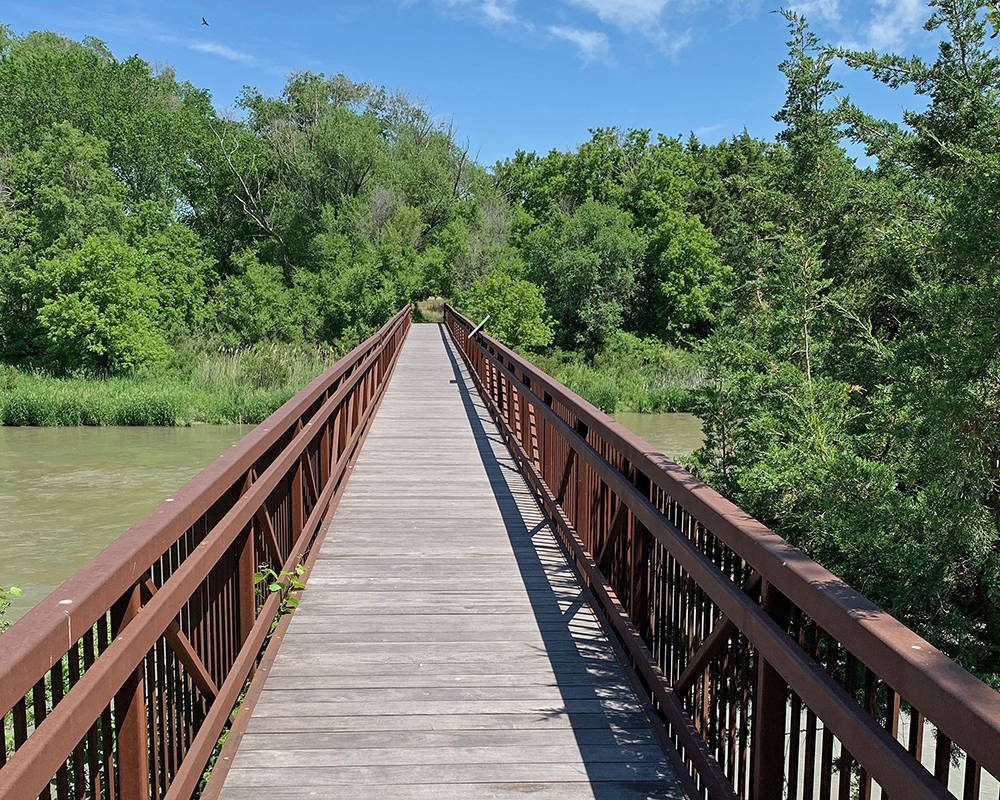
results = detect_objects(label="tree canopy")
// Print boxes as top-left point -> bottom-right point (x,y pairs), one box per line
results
3,3 -> 1000,677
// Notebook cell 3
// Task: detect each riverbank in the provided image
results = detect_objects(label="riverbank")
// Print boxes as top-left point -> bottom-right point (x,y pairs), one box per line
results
0,342 -> 341,426
529,334 -> 709,414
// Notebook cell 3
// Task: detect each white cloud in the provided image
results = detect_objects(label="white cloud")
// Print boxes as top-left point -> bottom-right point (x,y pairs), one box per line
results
548,25 -> 612,62
694,123 -> 725,137
561,0 -> 690,56
787,0 -> 841,23
864,0 -> 926,50
564,0 -> 670,29
436,0 -> 521,26
187,41 -> 257,64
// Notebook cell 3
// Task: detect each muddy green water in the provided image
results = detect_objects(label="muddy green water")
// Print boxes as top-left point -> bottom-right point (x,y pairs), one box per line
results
611,412 -> 704,462
0,415 -> 701,625
0,426 -> 249,623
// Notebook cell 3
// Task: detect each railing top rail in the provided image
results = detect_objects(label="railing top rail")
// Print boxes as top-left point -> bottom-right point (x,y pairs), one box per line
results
0,305 -> 411,715
444,303 -> 1000,778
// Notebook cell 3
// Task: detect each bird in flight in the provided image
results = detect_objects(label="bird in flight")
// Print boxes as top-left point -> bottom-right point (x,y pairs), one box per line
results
202,17 -> 209,26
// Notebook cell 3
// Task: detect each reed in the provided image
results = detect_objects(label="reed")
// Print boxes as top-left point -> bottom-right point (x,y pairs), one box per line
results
0,342 -> 343,426
528,336 -> 709,414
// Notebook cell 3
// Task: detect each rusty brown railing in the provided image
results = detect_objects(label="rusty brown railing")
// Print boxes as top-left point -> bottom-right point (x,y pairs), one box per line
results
445,303 -> 1000,800
0,305 -> 411,800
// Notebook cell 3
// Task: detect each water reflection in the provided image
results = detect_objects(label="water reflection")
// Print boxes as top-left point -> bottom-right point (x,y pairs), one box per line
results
0,425 -> 249,621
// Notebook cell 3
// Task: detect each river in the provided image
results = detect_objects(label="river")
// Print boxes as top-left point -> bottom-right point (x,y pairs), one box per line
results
0,413 -> 702,625
0,425 -> 249,623
611,411 -> 704,462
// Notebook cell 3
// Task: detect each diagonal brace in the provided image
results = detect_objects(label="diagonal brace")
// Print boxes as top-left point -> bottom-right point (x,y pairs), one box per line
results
140,578 -> 220,701
673,572 -> 762,696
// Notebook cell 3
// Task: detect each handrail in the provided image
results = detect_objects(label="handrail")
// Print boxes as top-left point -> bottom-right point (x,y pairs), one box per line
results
445,303 -> 1000,800
0,305 -> 411,800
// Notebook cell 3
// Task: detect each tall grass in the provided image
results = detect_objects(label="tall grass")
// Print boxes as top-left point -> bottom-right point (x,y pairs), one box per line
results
528,332 -> 709,415
414,296 -> 445,323
0,342 -> 344,426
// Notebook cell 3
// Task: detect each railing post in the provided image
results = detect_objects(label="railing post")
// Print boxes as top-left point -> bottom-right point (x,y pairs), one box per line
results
320,417 -> 331,488
237,523 -> 256,646
111,582 -> 150,800
752,579 -> 791,800
292,458 -> 304,546
630,471 -> 652,640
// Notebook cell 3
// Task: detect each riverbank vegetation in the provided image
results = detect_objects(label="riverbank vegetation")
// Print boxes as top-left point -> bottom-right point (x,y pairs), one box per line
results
3,2 -> 1000,676
0,586 -> 19,634
0,342 -> 337,425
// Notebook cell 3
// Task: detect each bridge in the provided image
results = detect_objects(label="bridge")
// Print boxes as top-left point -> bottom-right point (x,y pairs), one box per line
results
0,305 -> 998,800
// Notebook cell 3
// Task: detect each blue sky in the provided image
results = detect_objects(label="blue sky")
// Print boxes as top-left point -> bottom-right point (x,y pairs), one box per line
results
2,0 -> 941,166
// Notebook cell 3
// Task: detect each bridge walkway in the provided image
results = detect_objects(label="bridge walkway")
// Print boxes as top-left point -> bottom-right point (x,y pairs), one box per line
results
216,323 -> 684,800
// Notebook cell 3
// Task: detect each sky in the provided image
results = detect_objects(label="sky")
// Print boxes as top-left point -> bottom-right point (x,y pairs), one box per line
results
1,0 -> 943,166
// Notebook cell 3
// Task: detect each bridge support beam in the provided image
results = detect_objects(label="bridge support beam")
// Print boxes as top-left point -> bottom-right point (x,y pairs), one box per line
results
752,579 -> 791,800
111,582 -> 150,800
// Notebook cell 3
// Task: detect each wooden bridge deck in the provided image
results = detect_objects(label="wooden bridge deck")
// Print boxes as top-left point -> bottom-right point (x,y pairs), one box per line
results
216,324 -> 684,800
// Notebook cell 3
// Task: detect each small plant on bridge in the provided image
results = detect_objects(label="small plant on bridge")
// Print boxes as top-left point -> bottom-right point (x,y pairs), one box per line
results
0,586 -> 21,634
254,561 -> 307,615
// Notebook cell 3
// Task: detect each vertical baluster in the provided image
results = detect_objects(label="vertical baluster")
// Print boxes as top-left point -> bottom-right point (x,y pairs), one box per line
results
726,631 -> 739,788
97,617 -> 116,800
882,688 -> 901,800
320,401 -> 331,488
858,668 -> 878,800
934,729 -> 952,791
50,658 -> 70,799
837,653 -> 858,800
962,757 -> 981,800
146,646 -> 162,798
575,422 -> 590,548
11,698 -> 28,756
752,580 -> 790,800
292,455 -> 304,549
738,635 -> 752,799
819,640 -> 837,800
81,628 -> 103,799
802,623 -> 820,800
632,472 -> 652,643
111,583 -> 149,800
32,677 -> 51,800
909,708 -> 925,766
237,519 -> 256,653
787,628 -> 803,799
519,376 -> 530,456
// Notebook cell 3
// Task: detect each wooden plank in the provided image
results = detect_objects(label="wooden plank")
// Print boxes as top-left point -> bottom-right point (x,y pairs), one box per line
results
217,325 -> 683,800
236,727 -> 661,749
259,673 -> 633,690
255,685 -> 641,703
219,781 -> 682,800
228,744 -> 670,766
242,711 -> 657,734
222,762 -> 677,785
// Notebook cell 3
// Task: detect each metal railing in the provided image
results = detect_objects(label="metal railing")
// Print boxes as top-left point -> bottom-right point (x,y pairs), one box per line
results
445,303 -> 1000,800
0,305 -> 411,800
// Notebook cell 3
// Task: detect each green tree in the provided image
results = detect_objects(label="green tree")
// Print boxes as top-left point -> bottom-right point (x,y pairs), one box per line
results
23,236 -> 170,373
523,200 -> 644,351
839,0 -> 1000,667
462,268 -> 553,351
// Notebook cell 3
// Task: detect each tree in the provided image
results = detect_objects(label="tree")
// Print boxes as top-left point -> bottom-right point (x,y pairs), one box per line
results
839,0 -> 1000,667
461,268 -> 553,351
23,236 -> 170,373
523,200 -> 644,352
